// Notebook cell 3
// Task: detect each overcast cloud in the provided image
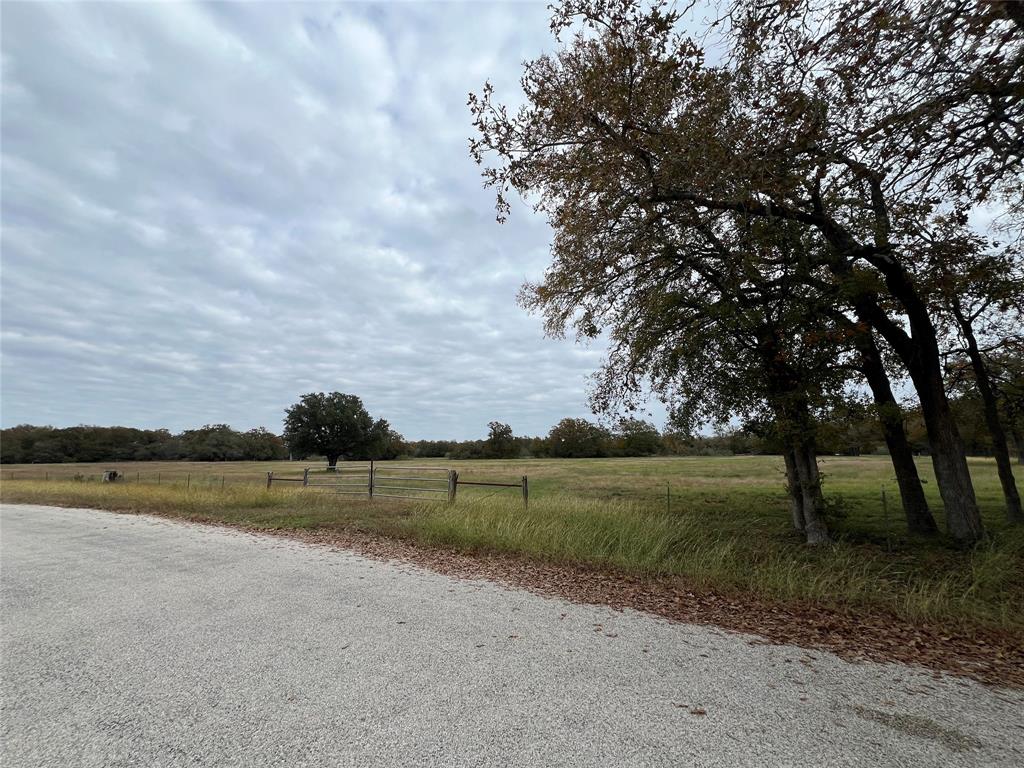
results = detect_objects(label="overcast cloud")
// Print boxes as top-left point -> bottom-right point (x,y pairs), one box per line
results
0,1 -> 667,440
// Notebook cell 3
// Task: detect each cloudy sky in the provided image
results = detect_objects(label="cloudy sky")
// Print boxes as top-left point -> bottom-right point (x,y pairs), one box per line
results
1,1 -> 668,440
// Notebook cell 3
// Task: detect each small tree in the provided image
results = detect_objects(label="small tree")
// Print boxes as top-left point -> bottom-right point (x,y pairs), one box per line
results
179,424 -> 245,461
615,418 -> 662,456
931,231 -> 1024,524
368,427 -> 406,460
241,427 -> 287,461
283,393 -> 390,467
547,418 -> 610,458
484,421 -> 516,459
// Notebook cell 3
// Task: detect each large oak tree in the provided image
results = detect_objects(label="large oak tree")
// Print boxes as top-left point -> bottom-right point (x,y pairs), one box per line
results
471,0 -> 1021,544
283,392 -> 392,467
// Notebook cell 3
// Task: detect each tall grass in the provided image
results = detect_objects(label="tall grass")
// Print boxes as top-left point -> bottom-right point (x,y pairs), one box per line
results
3,480 -> 1022,633
410,494 -> 1024,631
0,481 -> 377,528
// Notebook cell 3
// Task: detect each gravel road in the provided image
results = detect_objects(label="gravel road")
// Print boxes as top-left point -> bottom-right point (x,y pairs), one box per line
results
2,503 -> 1021,767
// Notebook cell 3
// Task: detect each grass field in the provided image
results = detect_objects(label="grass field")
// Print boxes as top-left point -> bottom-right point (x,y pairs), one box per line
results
2,455 -> 1022,634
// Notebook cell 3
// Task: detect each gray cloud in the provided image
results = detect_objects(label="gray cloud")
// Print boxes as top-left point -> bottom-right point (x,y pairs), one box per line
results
1,1 -> 664,440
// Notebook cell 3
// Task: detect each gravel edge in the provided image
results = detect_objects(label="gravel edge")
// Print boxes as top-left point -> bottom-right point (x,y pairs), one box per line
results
7,502 -> 1022,688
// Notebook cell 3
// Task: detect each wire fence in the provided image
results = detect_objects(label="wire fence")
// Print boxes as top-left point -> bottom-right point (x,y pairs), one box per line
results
267,463 -> 528,507
0,468 -> 245,489
1,463 -> 530,507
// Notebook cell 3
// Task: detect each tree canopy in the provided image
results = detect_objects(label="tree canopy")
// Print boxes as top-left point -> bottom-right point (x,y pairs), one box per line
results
471,0 -> 1024,544
485,421 -> 517,458
283,393 -> 394,467
548,418 -> 611,458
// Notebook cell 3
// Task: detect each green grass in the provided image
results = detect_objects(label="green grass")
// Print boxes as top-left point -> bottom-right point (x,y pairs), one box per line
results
2,455 -> 1022,634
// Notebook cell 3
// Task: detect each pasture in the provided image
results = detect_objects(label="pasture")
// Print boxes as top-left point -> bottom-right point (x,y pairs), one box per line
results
2,455 -> 1022,634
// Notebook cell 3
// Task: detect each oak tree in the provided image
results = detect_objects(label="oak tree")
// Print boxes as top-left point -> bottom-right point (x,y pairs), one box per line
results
470,0 -> 1020,543
283,392 -> 391,467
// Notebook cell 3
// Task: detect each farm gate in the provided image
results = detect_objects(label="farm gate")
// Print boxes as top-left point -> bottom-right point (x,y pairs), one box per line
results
266,462 -> 527,506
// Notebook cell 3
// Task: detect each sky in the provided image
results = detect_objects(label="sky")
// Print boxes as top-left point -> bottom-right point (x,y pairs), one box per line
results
1,1 -> 669,440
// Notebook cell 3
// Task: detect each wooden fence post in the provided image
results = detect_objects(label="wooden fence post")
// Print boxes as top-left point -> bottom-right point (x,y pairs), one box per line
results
187,473 -> 191,490
368,460 -> 374,499
303,467 -> 310,487
267,471 -> 273,490
522,476 -> 529,509
448,470 -> 459,504
882,488 -> 891,552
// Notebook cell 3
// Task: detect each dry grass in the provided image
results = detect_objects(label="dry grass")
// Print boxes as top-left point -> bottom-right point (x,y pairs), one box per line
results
3,454 -> 1022,636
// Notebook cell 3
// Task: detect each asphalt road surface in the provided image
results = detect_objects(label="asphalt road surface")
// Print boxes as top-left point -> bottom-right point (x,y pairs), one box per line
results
2,503 -> 1022,767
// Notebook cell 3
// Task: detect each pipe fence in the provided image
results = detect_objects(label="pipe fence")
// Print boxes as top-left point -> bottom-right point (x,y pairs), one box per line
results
267,462 -> 528,506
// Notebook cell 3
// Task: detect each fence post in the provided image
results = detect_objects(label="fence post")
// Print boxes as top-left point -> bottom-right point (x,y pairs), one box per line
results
267,471 -> 273,490
882,488 -> 891,552
221,475 -> 225,490
522,476 -> 529,509
187,473 -> 191,490
368,460 -> 374,499
448,470 -> 459,504
303,467 -> 310,487
158,472 -> 161,485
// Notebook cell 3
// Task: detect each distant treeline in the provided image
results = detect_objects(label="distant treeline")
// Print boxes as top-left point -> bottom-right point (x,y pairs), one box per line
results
0,424 -> 288,464
0,418 -> 754,464
2,391 -> 1017,465
405,396 -> 1020,461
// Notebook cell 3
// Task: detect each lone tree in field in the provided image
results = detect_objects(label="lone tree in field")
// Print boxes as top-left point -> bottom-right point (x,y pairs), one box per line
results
283,393 -> 391,467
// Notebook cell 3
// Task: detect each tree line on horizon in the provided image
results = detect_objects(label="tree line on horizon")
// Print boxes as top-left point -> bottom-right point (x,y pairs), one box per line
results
0,424 -> 289,464
3,385 -> 1020,465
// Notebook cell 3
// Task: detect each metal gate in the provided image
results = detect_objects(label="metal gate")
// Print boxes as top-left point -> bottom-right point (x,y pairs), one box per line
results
267,463 -> 526,507
371,464 -> 453,501
268,462 -> 455,502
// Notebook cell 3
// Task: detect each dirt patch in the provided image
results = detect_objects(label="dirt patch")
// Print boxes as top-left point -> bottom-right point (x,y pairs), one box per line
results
848,705 -> 984,752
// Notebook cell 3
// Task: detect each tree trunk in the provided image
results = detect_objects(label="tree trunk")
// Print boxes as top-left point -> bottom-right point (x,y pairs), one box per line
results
793,440 -> 829,545
783,448 -> 806,532
866,327 -> 983,542
856,333 -> 938,535
780,399 -> 829,546
952,304 -> 1024,524
326,454 -> 339,468
760,329 -> 828,545
849,283 -> 984,544
913,367 -> 985,544
1011,426 -> 1024,466
984,405 -> 1022,523
827,244 -> 983,544
668,185 -> 983,540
